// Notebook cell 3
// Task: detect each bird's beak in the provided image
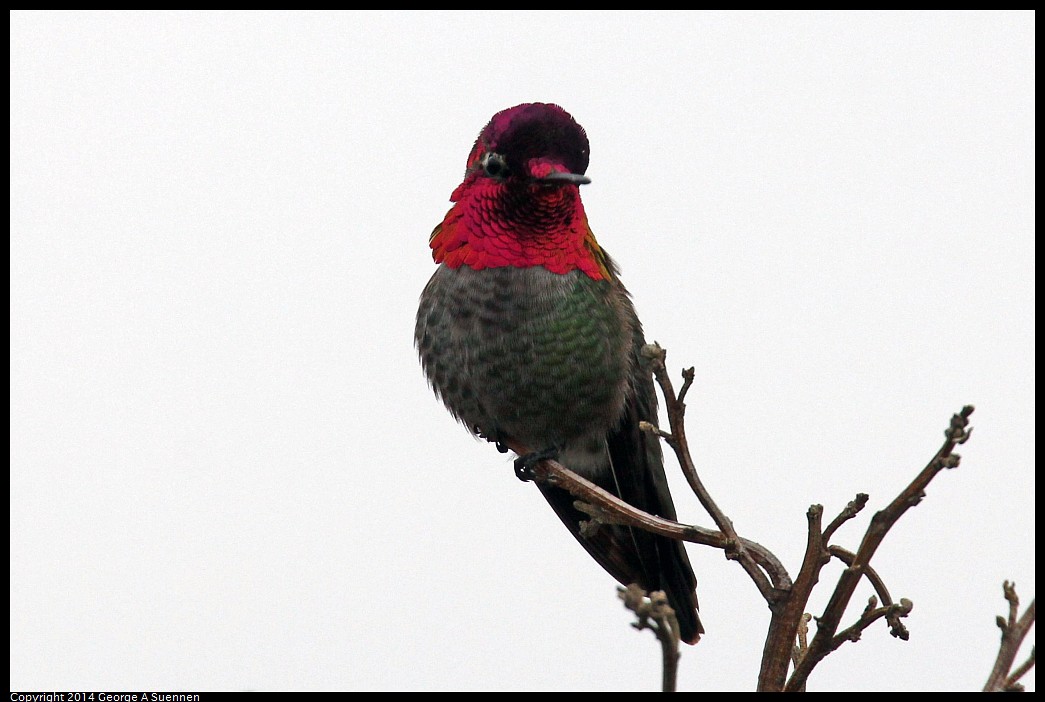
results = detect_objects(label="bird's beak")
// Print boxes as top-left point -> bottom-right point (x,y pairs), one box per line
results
536,171 -> 591,185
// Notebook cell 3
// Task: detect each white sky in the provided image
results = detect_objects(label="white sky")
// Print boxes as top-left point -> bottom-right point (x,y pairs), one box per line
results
10,10 -> 1034,692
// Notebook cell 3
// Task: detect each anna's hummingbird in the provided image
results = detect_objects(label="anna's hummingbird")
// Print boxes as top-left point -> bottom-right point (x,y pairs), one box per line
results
415,103 -> 702,643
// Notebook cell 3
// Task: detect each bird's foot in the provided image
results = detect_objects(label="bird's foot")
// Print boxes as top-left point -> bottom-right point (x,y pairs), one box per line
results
514,446 -> 560,482
475,426 -> 511,454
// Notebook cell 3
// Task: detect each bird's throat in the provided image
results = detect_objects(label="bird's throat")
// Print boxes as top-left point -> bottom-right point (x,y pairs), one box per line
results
430,179 -> 610,280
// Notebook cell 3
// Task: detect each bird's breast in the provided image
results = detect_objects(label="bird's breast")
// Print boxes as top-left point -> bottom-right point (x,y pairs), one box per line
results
416,264 -> 633,449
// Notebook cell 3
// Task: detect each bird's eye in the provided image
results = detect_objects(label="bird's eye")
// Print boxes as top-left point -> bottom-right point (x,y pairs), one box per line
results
480,152 -> 509,179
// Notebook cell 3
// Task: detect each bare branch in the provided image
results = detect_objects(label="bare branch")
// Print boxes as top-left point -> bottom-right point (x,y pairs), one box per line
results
823,493 -> 869,543
1006,647 -> 1036,691
759,504 -> 830,689
984,581 -> 1036,692
531,457 -> 786,580
829,596 -> 914,651
619,584 -> 681,693
638,419 -> 675,445
633,348 -> 981,691
642,343 -> 791,599
537,347 -> 992,692
828,546 -> 909,640
783,406 -> 975,692
677,366 -> 695,406
792,613 -> 812,667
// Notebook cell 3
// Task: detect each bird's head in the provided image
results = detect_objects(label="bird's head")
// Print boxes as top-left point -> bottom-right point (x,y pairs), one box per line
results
462,102 -> 591,188
430,103 -> 608,279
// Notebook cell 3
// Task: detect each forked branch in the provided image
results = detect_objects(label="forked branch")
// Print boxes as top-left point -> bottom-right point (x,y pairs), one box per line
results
781,405 -> 975,691
526,348 -> 1001,691
984,581 -> 1036,691
619,584 -> 682,693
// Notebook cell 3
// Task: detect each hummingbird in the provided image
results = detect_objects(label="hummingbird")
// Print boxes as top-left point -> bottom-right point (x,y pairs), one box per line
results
415,103 -> 702,643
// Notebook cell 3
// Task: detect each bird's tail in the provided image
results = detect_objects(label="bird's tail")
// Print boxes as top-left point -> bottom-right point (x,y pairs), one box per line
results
535,440 -> 702,644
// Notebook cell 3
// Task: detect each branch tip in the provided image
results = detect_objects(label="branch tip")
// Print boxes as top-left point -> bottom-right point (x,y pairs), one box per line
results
984,581 -> 1036,691
640,342 -> 666,367
677,366 -> 696,404
782,405 -> 978,692
618,584 -> 681,692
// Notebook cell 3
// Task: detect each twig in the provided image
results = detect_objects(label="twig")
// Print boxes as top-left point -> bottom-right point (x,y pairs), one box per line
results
634,348 -> 973,691
792,613 -> 812,668
829,595 -> 913,650
759,504 -> 829,689
619,584 -> 681,692
783,406 -> 975,692
1006,647 -> 1035,691
531,458 -> 786,578
522,350 -> 985,692
787,614 -> 813,693
828,546 -> 908,640
642,343 -> 790,601
676,366 -> 695,406
984,581 -> 1036,692
823,494 -> 869,543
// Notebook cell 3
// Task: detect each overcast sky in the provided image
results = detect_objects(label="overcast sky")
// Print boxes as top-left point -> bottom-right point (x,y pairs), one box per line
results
10,10 -> 1034,692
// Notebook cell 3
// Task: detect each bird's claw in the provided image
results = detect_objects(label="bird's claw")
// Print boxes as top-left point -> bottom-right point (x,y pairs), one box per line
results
513,447 -> 560,482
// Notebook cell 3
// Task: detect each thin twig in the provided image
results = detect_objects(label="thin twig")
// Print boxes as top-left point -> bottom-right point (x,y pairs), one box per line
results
984,581 -> 1036,692
787,614 -> 812,693
523,350 -> 985,692
531,458 -> 786,577
643,343 -> 790,600
829,596 -> 913,650
783,406 -> 975,692
639,419 -> 675,444
823,494 -> 870,543
792,613 -> 812,667
676,366 -> 695,406
1005,647 -> 1036,691
619,584 -> 681,693
828,546 -> 909,641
